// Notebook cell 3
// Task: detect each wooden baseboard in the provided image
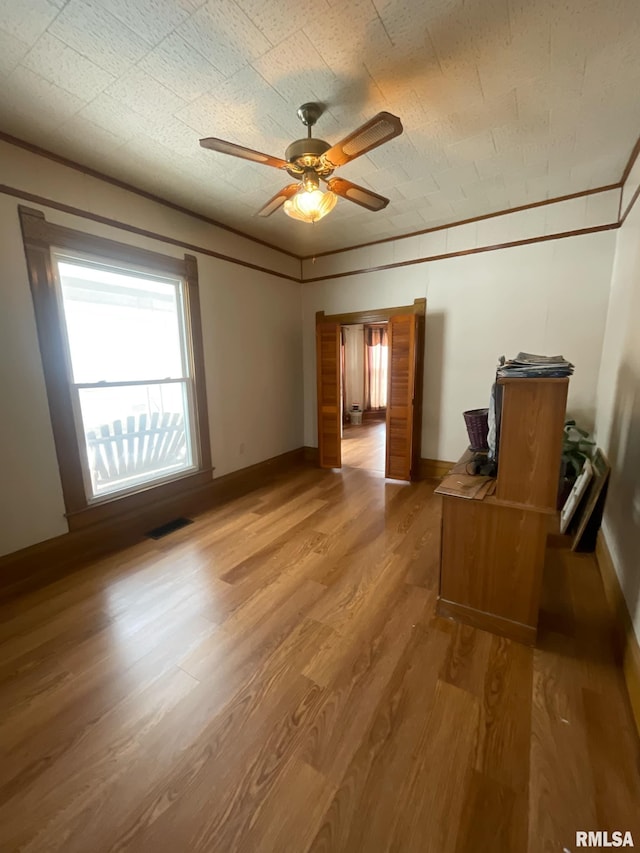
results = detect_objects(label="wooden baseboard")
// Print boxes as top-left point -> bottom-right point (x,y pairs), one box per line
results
436,597 -> 536,645
595,531 -> 640,736
419,458 -> 455,479
362,410 -> 386,422
0,447 -> 307,601
303,446 -> 319,463
304,449 -> 453,481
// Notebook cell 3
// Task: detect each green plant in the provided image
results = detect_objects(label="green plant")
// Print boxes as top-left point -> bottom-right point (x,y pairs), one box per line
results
562,419 -> 595,478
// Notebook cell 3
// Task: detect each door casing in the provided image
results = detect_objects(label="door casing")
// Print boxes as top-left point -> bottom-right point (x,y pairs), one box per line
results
315,298 -> 425,479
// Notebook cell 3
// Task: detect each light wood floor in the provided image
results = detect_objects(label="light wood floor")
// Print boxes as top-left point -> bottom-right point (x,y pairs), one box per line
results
341,419 -> 385,472
1,463 -> 639,853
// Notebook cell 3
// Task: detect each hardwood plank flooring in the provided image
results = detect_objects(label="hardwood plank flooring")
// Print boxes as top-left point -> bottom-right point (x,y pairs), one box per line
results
341,420 -> 385,472
0,462 -> 639,852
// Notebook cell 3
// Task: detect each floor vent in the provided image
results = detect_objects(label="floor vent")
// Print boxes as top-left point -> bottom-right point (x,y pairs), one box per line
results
145,517 -> 193,540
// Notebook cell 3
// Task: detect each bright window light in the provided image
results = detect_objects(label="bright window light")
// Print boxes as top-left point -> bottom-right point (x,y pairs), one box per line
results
54,255 -> 198,500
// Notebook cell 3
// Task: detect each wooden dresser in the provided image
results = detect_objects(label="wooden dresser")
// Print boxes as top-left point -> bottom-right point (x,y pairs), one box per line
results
435,377 -> 569,644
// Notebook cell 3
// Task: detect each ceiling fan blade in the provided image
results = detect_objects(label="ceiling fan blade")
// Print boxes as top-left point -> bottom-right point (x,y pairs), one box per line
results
322,112 -> 403,168
257,184 -> 300,217
199,137 -> 289,169
326,178 -> 389,211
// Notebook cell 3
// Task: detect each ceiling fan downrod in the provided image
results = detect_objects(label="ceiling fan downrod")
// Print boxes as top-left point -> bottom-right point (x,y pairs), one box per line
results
296,102 -> 323,137
285,103 -> 332,177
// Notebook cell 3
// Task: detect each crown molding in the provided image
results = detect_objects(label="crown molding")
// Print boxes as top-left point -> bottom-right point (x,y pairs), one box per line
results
301,132 -> 640,261
0,184 -> 300,282
2,181 -> 625,286
620,183 -> 640,225
0,183 -> 623,285
619,130 -> 640,224
300,184 -> 621,261
620,131 -> 640,187
0,131 -> 300,260
0,131 -> 640,266
301,223 -> 620,283
3,129 -> 638,274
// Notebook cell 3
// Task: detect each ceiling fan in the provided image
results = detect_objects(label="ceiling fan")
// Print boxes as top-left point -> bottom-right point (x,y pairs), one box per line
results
199,103 -> 403,224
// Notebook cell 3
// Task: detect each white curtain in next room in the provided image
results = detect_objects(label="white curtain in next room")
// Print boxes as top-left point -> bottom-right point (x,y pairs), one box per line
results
342,324 -> 364,412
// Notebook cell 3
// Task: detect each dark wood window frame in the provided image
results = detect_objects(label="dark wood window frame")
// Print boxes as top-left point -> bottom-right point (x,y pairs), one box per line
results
19,205 -> 213,531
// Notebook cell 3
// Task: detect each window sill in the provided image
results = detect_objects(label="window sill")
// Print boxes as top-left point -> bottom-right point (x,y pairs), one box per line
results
65,467 -> 215,531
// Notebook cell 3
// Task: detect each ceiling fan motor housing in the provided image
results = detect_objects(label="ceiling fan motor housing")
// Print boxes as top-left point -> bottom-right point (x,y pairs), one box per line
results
285,138 -> 334,179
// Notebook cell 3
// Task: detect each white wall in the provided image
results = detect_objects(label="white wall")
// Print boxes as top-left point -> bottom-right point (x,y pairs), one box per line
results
0,194 -> 68,553
0,143 -> 303,558
595,167 -> 640,644
302,230 -> 617,461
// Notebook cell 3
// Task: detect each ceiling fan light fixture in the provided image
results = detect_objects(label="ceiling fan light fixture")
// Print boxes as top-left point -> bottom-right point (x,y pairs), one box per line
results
201,104 -> 402,223
301,168 -> 320,193
284,188 -> 337,223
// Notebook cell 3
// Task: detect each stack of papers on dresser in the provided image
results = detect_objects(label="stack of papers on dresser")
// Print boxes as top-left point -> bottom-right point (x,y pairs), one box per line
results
497,352 -> 574,378
434,454 -> 497,500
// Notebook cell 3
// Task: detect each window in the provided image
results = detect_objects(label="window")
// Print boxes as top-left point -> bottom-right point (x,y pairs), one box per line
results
54,255 -> 198,500
364,324 -> 389,411
20,206 -> 211,529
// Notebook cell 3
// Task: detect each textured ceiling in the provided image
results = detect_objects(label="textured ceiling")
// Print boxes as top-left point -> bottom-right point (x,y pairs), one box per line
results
1,0 -> 639,256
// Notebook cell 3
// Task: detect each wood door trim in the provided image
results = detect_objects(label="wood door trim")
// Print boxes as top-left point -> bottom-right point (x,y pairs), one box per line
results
316,298 -> 426,326
316,300 -> 425,478
315,322 -> 342,469
385,313 -> 418,481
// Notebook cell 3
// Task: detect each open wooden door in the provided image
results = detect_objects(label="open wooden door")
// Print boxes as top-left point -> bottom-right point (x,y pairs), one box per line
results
385,313 -> 420,480
316,321 -> 342,468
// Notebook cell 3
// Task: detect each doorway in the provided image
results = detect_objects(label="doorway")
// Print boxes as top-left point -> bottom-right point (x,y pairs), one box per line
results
341,322 -> 387,474
315,298 -> 426,481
